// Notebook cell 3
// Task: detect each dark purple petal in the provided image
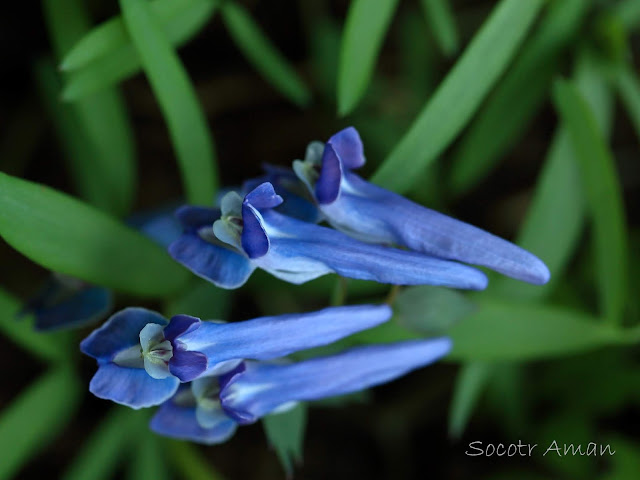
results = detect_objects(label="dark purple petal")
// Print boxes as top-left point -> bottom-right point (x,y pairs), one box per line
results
175,206 -> 221,231
168,232 -> 256,289
80,308 -> 167,361
164,314 -> 201,343
89,362 -> 179,409
328,127 -> 365,169
220,339 -> 451,423
243,182 -> 283,210
315,144 -> 342,205
168,350 -> 208,382
241,203 -> 269,259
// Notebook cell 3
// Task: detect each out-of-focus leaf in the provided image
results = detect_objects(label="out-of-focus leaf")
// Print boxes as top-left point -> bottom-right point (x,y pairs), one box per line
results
312,390 -> 371,408
61,0 -> 216,71
0,173 -> 190,296
448,362 -> 492,439
420,0 -> 459,57
614,0 -> 640,32
62,408 -> 140,480
127,433 -> 169,480
398,10 -> 438,103
0,287 -> 72,363
163,440 -> 226,480
120,0 -> 218,205
601,436 -> 640,480
164,279 -> 230,320
494,50 -> 614,301
447,300 -> 623,361
221,2 -> 311,107
371,0 -> 544,193
337,0 -> 400,115
310,17 -> 341,101
614,62 -> 640,146
263,404 -> 307,475
553,79 -> 628,325
62,0 -> 218,99
448,0 -> 588,195
0,366 -> 81,479
42,0 -> 136,217
394,285 -> 475,334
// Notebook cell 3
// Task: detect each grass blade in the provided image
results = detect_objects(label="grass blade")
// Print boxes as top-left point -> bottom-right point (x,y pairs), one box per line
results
62,408 -> 140,480
221,2 -> 311,107
263,404 -> 307,475
370,0 -> 544,193
163,440 -> 226,480
448,362 -> 491,439
0,173 -> 190,296
448,0 -> 588,195
337,0 -> 400,115
120,0 -> 219,205
127,433 -> 169,480
43,0 -> 137,217
552,79 -> 628,325
614,0 -> 640,32
420,0 -> 459,57
0,287 -> 72,363
614,61 -> 640,146
0,367 -> 81,479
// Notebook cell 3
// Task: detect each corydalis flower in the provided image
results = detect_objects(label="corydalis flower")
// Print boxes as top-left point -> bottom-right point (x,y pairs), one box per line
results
80,304 -> 392,408
293,127 -> 551,285
151,339 -> 451,444
169,182 -> 488,290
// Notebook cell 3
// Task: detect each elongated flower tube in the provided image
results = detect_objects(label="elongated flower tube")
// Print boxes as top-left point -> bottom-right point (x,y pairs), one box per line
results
292,127 -> 550,285
80,305 -> 392,408
170,182 -> 488,290
150,338 -> 452,444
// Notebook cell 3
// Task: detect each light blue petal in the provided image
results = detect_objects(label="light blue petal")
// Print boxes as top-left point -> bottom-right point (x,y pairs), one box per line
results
89,362 -> 179,409
220,339 -> 452,423
175,305 -> 392,375
80,308 -> 167,361
255,210 -> 488,289
150,391 -> 237,444
168,231 -> 256,289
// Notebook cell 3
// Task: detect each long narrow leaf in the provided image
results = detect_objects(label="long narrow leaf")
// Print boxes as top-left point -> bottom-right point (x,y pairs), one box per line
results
120,0 -> 218,205
263,404 -> 307,475
614,62 -> 640,146
448,0 -> 588,195
62,408 -> 140,480
127,433 -> 169,480
0,367 -> 81,479
221,2 -> 311,107
0,173 -> 190,296
337,0 -> 400,115
0,287 -> 71,363
43,0 -> 136,217
420,0 -> 459,57
552,79 -> 628,325
163,440 -> 226,480
371,0 -> 544,193
448,362 -> 492,439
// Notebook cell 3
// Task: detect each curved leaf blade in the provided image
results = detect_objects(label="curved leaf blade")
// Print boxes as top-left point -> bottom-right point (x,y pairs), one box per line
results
120,0 -> 218,205
448,362 -> 492,439
263,404 -> 307,475
221,2 -> 311,107
0,173 -> 189,296
371,0 -> 544,193
420,0 -> 459,57
337,0 -> 400,115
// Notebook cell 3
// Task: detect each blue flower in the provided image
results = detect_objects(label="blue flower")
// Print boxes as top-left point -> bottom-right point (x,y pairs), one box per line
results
150,338 -> 451,443
80,304 -> 392,408
292,127 -> 551,285
169,182 -> 488,290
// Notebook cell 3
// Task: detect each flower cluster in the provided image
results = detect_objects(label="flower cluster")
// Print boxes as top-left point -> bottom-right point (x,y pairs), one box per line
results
80,128 -> 550,446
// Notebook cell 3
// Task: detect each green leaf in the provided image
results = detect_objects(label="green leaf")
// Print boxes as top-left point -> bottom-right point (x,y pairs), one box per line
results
448,0 -> 588,195
221,2 -> 311,107
127,433 -> 169,480
119,0 -> 219,205
263,404 -> 307,475
614,0 -> 640,32
62,408 -> 140,480
614,61 -> 640,146
420,0 -> 459,57
447,300 -> 623,361
0,287 -> 72,363
62,0 -> 218,100
0,173 -> 189,296
552,79 -> 628,325
448,362 -> 492,439
163,440 -> 226,480
164,279 -> 231,320
370,0 -> 544,193
0,367 -> 81,479
493,51 -> 614,301
394,285 -> 475,334
601,435 -> 640,480
337,0 -> 400,115
42,0 -> 137,217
